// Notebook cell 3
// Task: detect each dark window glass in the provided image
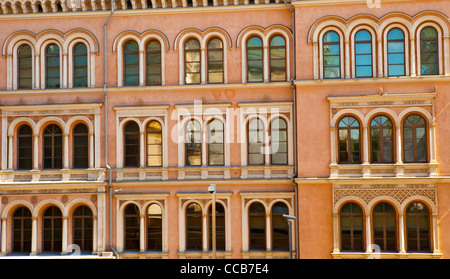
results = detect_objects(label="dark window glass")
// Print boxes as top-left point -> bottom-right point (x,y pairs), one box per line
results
185,39 -> 201,84
73,123 -> 89,169
207,38 -> 224,83
186,203 -> 202,251
420,27 -> 439,75
12,207 -> 32,253
147,204 -> 162,251
146,40 -> 162,85
43,124 -> 62,169
340,202 -> 364,251
18,44 -> 33,89
73,205 -> 93,251
355,30 -> 372,78
406,202 -> 431,252
338,116 -> 360,164
249,202 -> 266,250
45,44 -> 60,88
124,121 -> 140,167
43,206 -> 62,252
208,203 -> 225,251
17,124 -> 33,170
247,36 -> 263,82
387,28 -> 405,76
124,41 -> 139,86
403,114 -> 427,163
323,31 -> 340,78
270,118 -> 287,165
124,204 -> 140,251
248,118 -> 264,165
146,120 -> 162,167
372,202 -> 397,252
185,120 -> 202,166
271,202 -> 289,251
370,115 -> 394,163
269,35 -> 286,81
73,43 -> 88,88
207,119 -> 224,166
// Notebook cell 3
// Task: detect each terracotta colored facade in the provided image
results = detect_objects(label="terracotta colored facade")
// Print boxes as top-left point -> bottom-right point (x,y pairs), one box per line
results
0,0 -> 449,259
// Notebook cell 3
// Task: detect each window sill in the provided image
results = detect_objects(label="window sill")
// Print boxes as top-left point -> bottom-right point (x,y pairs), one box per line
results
329,162 -> 438,179
331,251 -> 442,259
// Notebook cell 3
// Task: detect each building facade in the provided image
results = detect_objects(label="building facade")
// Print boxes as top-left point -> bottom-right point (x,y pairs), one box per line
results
0,0 -> 449,259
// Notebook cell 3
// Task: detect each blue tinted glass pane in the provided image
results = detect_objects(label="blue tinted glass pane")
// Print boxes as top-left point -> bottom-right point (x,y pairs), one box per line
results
388,29 -> 404,40
356,54 -> 372,66
324,31 -> 339,43
325,55 -> 340,67
388,53 -> 405,64
355,30 -> 371,41
247,37 -> 262,48
388,65 -> 405,76
324,44 -> 340,55
324,67 -> 340,78
388,42 -> 404,53
355,43 -> 371,54
356,66 -> 372,77
270,35 -> 285,47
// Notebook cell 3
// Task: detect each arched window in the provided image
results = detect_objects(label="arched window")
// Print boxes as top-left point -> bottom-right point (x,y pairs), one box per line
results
124,204 -> 140,251
247,36 -> 263,82
249,202 -> 266,250
270,118 -> 287,165
387,28 -> 405,77
186,202 -> 202,251
124,121 -> 140,167
208,202 -> 225,251
45,44 -> 60,88
18,44 -> 33,89
185,120 -> 202,166
340,202 -> 364,252
17,124 -> 33,170
123,41 -> 139,86
271,202 -> 289,251
146,120 -> 162,167
403,114 -> 427,163
355,30 -> 372,78
406,202 -> 431,252
12,207 -> 32,253
73,123 -> 89,169
43,124 -> 63,169
73,43 -> 88,88
269,35 -> 286,81
420,26 -> 439,75
248,118 -> 264,165
146,40 -> 162,85
184,38 -> 201,84
337,116 -> 361,164
147,204 -> 162,251
370,115 -> 394,163
43,206 -> 63,252
372,202 -> 397,252
73,205 -> 93,251
323,31 -> 340,79
207,38 -> 224,83
207,119 -> 224,166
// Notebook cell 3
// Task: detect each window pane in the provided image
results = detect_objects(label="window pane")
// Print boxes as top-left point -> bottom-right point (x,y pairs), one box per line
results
186,203 -> 202,251
249,202 -> 265,250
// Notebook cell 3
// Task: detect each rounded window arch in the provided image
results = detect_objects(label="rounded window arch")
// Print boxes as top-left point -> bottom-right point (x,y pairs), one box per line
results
207,119 -> 224,166
186,202 -> 202,251
406,201 -> 431,252
17,124 -> 33,170
12,206 -> 32,253
337,115 -> 361,164
387,28 -> 406,77
372,202 -> 397,252
146,39 -> 162,86
271,201 -> 289,251
370,115 -> 394,163
72,205 -> 93,251
420,26 -> 439,76
269,35 -> 286,81
17,44 -> 33,89
146,120 -> 163,167
42,206 -> 63,252
73,123 -> 89,169
403,114 -> 428,163
185,119 -> 202,166
207,37 -> 224,84
43,124 -> 63,169
247,36 -> 264,83
124,121 -> 140,167
45,43 -> 60,89
73,42 -> 88,88
354,30 -> 372,78
124,203 -> 140,251
248,202 -> 266,251
208,202 -> 225,251
184,38 -> 201,85
339,202 -> 364,252
270,117 -> 288,165
147,203 -> 163,251
123,40 -> 139,86
323,30 -> 341,79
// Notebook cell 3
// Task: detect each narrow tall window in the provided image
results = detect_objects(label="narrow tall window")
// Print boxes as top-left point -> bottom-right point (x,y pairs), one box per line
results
355,30 -> 372,78
43,124 -> 63,169
146,40 -> 162,85
18,44 -> 33,89
249,202 -> 266,250
45,44 -> 60,88
207,119 -> 224,166
271,202 -> 289,251
147,204 -> 163,251
17,124 -> 33,170
420,27 -> 439,75
186,202 -> 202,251
124,41 -> 139,86
387,28 -> 405,76
124,121 -> 140,167
403,114 -> 427,163
43,206 -> 63,252
338,116 -> 361,164
323,31 -> 340,78
406,202 -> 431,252
124,204 -> 140,251
208,202 -> 225,251
73,205 -> 93,251
146,120 -> 162,167
372,202 -> 397,252
12,207 -> 32,253
185,38 -> 201,84
269,35 -> 286,81
247,36 -> 263,82
73,43 -> 88,88
248,118 -> 264,165
185,120 -> 202,166
270,118 -> 287,165
370,115 -> 394,163
73,123 -> 89,169
340,202 -> 364,252
207,38 -> 224,83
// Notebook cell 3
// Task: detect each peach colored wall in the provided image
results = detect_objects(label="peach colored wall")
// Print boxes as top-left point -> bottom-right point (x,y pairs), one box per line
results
437,183 -> 450,258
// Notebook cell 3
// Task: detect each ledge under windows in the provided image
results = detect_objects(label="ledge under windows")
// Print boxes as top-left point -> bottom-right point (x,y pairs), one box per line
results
329,162 -> 438,179
332,251 -> 442,259
0,168 -> 105,183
